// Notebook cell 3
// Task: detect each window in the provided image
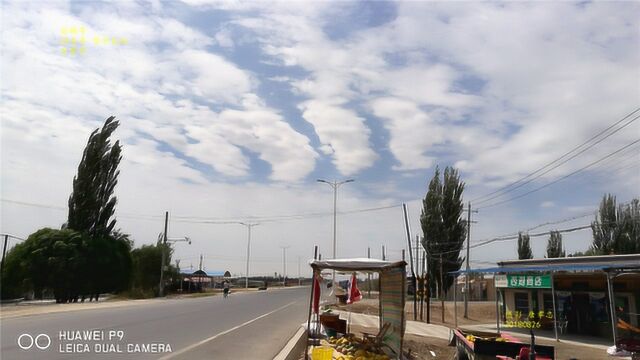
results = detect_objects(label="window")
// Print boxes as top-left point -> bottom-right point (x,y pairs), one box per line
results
515,292 -> 529,318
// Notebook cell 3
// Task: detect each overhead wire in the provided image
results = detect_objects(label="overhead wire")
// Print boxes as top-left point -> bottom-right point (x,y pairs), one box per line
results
471,107 -> 640,204
476,138 -> 640,210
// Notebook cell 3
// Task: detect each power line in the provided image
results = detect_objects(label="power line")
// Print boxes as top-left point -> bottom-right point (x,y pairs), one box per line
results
472,107 -> 640,204
426,218 -> 635,258
477,138 -> 640,210
0,198 -> 401,224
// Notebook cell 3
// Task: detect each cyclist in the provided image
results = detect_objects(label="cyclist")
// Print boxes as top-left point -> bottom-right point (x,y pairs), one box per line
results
223,280 -> 230,298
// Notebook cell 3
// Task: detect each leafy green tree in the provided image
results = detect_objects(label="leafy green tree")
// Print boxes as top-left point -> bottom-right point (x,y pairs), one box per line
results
1,228 -> 88,302
517,232 -> 533,259
67,116 -> 122,238
421,166 -> 466,298
591,195 -> 640,255
546,230 -> 565,258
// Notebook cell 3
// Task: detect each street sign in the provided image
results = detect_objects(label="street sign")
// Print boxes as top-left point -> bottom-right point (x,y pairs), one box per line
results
496,274 -> 551,289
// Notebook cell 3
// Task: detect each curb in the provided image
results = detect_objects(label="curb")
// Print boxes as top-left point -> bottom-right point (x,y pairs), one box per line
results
273,325 -> 307,360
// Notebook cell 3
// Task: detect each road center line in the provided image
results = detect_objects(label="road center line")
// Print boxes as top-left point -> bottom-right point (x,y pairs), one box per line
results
158,300 -> 297,360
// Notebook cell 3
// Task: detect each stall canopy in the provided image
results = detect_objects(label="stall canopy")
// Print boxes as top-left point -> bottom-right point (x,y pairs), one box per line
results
310,258 -> 405,272
308,258 -> 407,359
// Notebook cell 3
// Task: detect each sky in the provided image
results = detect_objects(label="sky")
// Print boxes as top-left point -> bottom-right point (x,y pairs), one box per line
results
1,0 -> 639,278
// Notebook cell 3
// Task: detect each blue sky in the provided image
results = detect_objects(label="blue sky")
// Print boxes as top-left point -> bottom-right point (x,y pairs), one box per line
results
1,1 -> 638,276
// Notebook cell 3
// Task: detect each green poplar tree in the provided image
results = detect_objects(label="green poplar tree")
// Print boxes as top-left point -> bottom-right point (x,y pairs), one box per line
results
517,232 -> 533,259
420,166 -> 466,298
546,230 -> 565,258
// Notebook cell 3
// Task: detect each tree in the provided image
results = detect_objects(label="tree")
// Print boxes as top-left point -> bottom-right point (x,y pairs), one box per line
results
546,230 -> 565,258
421,166 -> 466,298
128,240 -> 178,297
67,116 -> 122,238
517,232 -> 533,259
591,195 -> 640,255
1,228 -> 88,302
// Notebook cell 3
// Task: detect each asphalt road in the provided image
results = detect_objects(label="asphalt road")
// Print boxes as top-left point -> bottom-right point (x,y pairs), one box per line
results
1,287 -> 310,360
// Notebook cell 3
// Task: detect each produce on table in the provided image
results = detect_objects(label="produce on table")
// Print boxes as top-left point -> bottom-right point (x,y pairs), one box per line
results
326,335 -> 389,360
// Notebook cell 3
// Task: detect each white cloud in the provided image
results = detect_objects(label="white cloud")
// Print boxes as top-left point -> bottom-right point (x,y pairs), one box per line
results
299,100 -> 377,175
370,97 -> 445,170
540,201 -> 556,208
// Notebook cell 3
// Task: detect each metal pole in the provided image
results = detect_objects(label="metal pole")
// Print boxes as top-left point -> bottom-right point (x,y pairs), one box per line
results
246,225 -> 252,289
402,203 -> 418,321
280,246 -> 290,286
298,256 -> 301,286
496,288 -> 501,334
454,276 -> 458,328
332,181 -> 337,285
159,211 -> 168,297
465,202 -> 471,319
606,271 -> 618,348
305,246 -> 318,360
550,271 -> 559,341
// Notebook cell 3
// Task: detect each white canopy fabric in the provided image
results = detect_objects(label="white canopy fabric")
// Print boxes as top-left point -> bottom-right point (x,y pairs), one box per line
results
309,258 -> 406,272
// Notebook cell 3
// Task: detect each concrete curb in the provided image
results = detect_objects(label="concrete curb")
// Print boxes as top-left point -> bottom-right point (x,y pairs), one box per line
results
273,325 -> 307,360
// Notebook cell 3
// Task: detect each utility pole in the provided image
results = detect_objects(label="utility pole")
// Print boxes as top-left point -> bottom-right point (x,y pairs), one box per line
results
464,202 -> 478,319
239,222 -> 259,289
280,245 -> 290,286
402,203 -> 417,321
317,178 -> 354,284
159,211 -> 169,297
382,245 -> 386,261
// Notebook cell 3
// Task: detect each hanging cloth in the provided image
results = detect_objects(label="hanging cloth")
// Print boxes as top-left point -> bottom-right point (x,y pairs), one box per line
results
313,273 -> 321,313
347,273 -> 362,304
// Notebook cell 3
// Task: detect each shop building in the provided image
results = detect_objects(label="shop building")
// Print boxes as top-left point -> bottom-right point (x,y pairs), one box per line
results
495,254 -> 640,340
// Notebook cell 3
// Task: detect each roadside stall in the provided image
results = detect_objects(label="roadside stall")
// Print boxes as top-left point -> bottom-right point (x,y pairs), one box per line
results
305,258 -> 407,360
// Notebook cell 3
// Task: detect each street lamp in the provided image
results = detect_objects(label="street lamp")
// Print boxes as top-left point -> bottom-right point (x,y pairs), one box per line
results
317,178 -> 354,283
239,222 -> 259,289
280,245 -> 290,286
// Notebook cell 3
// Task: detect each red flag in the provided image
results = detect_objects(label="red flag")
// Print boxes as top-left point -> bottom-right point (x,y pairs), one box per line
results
347,273 -> 362,304
313,274 -> 321,313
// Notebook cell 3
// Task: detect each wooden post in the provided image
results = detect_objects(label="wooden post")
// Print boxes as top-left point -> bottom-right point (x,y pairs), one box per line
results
440,254 -> 445,323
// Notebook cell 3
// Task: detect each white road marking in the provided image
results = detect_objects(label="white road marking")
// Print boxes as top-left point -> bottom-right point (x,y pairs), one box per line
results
158,301 -> 297,360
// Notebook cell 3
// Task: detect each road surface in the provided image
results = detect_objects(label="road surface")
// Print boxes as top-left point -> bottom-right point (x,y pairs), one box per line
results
1,287 -> 309,360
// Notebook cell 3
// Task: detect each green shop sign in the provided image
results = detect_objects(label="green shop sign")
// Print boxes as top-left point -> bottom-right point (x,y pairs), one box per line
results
495,274 -> 551,289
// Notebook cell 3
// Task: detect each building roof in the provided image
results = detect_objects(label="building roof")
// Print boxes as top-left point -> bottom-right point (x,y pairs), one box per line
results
497,253 -> 640,268
180,270 -> 227,277
451,254 -> 640,275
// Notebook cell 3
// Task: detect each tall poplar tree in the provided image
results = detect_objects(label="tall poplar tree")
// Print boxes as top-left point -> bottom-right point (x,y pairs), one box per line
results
546,230 -> 565,258
67,116 -> 122,238
421,166 -> 466,297
591,195 -> 640,255
517,232 -> 533,259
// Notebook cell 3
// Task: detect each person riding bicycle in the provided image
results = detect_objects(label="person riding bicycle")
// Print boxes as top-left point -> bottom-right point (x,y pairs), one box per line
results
223,280 -> 230,298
